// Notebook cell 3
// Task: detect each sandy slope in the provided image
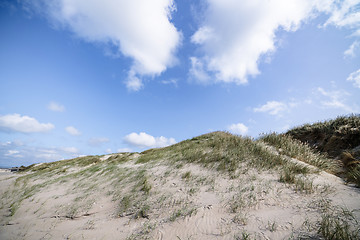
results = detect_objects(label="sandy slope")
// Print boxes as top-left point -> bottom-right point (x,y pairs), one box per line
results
0,153 -> 359,240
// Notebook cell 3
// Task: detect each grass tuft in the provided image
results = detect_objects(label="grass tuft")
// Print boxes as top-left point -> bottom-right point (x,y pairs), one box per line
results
318,213 -> 359,240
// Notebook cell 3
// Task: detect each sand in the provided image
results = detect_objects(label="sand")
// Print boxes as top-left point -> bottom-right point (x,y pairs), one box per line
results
0,154 -> 359,240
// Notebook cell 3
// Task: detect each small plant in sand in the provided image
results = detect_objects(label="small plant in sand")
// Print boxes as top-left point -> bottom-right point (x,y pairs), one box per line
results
232,213 -> 248,225
234,231 -> 252,240
294,176 -> 314,194
266,220 -> 277,232
181,171 -> 192,180
318,212 -> 359,239
169,206 -> 197,222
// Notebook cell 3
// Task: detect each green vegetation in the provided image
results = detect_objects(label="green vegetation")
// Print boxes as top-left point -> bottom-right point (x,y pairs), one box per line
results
318,208 -> 360,240
181,171 -> 192,180
260,133 -> 335,172
287,115 -> 360,157
137,131 -> 310,176
286,114 -> 360,187
169,206 -> 197,222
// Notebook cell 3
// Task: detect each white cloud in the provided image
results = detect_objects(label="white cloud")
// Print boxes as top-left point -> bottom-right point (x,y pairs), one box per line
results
35,149 -> 62,161
161,78 -> 178,87
125,70 -> 144,92
323,0 -> 360,30
189,57 -> 210,84
344,41 -> 360,58
47,101 -> 65,112
61,147 -> 79,154
191,26 -> 215,44
190,0 -> 360,84
316,87 -> 354,112
4,150 -> 22,158
347,69 -> 360,88
105,148 -> 112,154
228,123 -> 248,135
25,0 -> 181,91
0,114 -> 54,133
65,126 -> 81,136
124,132 -> 176,148
254,101 -> 288,116
88,137 -> 110,147
117,147 -> 133,153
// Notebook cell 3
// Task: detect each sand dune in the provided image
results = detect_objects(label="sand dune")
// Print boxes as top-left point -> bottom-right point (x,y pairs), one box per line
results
1,133 -> 359,239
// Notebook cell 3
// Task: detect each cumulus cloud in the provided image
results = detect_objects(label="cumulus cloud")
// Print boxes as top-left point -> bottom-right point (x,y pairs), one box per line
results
347,69 -> 360,88
124,132 -> 176,148
24,0 -> 181,91
228,123 -> 248,135
0,113 -> 54,133
88,137 -> 110,147
254,101 -> 288,116
65,126 -> 81,136
47,101 -> 65,112
344,41 -> 360,58
190,0 -> 360,84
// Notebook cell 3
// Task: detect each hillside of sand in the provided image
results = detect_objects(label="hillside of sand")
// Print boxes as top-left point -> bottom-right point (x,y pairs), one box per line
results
1,131 -> 360,239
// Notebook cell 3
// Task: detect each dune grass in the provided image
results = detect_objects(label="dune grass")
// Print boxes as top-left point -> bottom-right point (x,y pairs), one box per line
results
260,133 -> 336,172
318,207 -> 360,240
137,131 -> 308,176
287,114 -> 360,138
285,115 -> 360,187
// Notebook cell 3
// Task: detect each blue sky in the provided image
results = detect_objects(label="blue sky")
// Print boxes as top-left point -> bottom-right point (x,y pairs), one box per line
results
1,0 -> 359,167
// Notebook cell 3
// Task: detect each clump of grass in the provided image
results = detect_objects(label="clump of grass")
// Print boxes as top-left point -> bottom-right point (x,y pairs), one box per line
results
235,231 -> 252,240
135,204 -> 150,219
347,166 -> 360,187
132,169 -> 152,195
279,163 -> 309,184
181,171 -> 192,180
267,221 -> 277,232
340,152 -> 360,187
126,221 -> 157,240
232,213 -> 248,225
140,178 -> 152,195
294,177 -> 314,194
228,184 -> 259,213
260,133 -> 335,172
279,170 -> 296,184
169,207 -> 197,222
318,212 -> 359,240
119,195 -> 132,213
